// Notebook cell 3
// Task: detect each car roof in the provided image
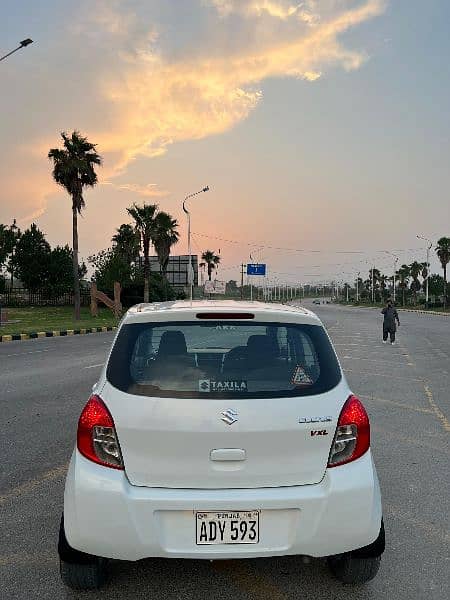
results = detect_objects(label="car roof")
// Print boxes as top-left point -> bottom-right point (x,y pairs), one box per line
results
123,300 -> 321,325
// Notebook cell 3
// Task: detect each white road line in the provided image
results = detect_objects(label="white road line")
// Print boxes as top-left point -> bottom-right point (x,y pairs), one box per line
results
3,349 -> 51,357
84,363 -> 104,369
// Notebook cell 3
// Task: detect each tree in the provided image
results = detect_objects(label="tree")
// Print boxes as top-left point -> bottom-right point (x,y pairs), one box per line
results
436,237 -> 450,309
201,250 -> 221,280
0,223 -> 16,268
14,224 -> 51,291
396,264 -> 411,306
127,203 -> 158,303
45,245 -> 76,294
152,212 -> 179,278
48,131 -> 102,319
1,220 -> 21,289
88,248 -> 133,292
409,261 -> 422,305
112,224 -> 140,264
428,274 -> 445,301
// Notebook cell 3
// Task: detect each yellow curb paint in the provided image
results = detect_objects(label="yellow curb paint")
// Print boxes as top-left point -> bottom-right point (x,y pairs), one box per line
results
424,384 -> 450,433
1,335 -> 12,342
20,334 -> 28,341
80,328 -> 86,334
66,330 -> 74,335
52,331 -> 60,337
102,327 -> 107,332
37,332 -> 46,338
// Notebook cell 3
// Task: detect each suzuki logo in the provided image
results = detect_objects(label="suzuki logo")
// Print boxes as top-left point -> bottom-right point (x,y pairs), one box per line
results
221,409 -> 238,425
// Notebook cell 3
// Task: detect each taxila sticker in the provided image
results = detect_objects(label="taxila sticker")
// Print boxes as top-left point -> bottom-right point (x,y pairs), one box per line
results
199,379 -> 248,393
291,365 -> 314,386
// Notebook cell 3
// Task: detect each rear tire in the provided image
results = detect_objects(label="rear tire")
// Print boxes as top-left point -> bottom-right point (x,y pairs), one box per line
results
327,554 -> 381,584
58,513 -> 108,590
60,558 -> 107,590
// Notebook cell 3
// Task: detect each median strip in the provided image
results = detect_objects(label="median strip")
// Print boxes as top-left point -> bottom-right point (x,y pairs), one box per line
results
0,326 -> 117,343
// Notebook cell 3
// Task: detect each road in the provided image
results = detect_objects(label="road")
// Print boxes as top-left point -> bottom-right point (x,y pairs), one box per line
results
1,302 -> 449,599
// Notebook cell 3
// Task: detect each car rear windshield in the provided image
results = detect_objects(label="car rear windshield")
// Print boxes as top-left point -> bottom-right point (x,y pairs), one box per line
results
106,321 -> 341,399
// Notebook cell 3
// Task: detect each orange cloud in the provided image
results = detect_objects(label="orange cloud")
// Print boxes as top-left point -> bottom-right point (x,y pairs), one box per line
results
1,0 -> 386,228
90,0 -> 385,176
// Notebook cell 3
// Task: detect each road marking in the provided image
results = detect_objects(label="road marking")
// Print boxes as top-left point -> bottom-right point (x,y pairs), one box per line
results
342,355 -> 409,365
3,349 -> 50,358
372,426 -> 445,453
0,464 -> 68,506
385,504 -> 450,543
360,394 -> 433,415
344,369 -> 423,382
424,384 -> 450,433
84,363 -> 104,369
213,561 -> 287,600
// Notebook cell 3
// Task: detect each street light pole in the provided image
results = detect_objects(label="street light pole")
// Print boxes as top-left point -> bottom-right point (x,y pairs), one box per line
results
383,251 -> 399,303
417,235 -> 432,309
182,186 -> 209,304
0,39 -> 33,62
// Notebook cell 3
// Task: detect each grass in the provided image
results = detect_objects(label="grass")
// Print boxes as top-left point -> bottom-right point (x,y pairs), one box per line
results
0,306 -> 119,336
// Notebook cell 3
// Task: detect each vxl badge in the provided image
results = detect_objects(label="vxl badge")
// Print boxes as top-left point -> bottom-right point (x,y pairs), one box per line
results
221,409 -> 238,425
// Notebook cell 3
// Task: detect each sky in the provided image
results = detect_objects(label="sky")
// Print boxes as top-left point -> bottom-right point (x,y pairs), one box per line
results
1,0 -> 449,285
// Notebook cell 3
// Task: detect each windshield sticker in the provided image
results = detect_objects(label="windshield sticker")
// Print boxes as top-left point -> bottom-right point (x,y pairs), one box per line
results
291,365 -> 314,387
199,379 -> 248,393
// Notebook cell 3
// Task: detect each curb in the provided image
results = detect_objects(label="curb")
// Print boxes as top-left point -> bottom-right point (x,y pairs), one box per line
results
339,304 -> 450,317
0,325 -> 117,343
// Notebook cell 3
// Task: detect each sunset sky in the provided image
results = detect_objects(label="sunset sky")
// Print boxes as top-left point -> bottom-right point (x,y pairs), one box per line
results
1,0 -> 449,284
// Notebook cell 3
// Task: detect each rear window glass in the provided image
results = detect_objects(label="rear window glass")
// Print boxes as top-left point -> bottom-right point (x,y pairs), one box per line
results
106,321 -> 341,398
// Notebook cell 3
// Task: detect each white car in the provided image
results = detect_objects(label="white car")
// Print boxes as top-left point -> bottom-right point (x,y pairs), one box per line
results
59,301 -> 384,590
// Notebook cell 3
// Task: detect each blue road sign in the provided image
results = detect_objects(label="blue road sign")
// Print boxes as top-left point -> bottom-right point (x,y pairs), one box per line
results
247,263 -> 266,276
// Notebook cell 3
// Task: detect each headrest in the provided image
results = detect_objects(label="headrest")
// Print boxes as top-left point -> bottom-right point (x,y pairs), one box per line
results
246,335 -> 277,366
158,331 -> 187,357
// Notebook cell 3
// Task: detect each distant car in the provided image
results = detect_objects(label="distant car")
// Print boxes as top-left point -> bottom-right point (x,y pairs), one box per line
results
312,299 -> 321,305
59,301 -> 384,590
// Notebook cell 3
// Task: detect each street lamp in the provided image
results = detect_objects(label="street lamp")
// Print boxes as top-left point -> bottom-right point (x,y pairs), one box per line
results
383,251 -> 399,303
417,235 -> 433,309
0,39 -> 33,62
182,186 -> 209,303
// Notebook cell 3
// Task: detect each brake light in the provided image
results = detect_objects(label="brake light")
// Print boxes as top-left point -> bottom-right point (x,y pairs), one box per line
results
77,395 -> 124,470
328,395 -> 370,467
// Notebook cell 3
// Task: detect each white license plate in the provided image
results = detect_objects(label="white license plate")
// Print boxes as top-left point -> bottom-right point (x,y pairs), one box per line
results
195,510 -> 260,545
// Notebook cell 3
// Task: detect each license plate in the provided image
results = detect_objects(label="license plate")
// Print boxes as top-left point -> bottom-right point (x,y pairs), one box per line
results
195,510 -> 260,545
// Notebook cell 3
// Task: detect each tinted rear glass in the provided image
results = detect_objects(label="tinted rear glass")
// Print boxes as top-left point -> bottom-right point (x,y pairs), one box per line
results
107,321 -> 341,398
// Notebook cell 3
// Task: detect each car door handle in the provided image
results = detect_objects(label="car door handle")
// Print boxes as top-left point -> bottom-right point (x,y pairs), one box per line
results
210,448 -> 246,462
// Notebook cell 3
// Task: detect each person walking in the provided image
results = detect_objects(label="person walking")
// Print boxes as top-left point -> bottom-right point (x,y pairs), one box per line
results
381,300 -> 400,345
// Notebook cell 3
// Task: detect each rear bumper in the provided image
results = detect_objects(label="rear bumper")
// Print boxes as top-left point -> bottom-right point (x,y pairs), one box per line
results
64,450 -> 382,561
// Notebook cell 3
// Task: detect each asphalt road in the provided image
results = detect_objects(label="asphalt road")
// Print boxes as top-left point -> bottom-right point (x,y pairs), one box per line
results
1,302 -> 449,599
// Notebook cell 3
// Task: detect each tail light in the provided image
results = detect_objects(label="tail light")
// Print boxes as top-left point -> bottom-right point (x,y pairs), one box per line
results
328,395 -> 370,467
77,395 -> 124,470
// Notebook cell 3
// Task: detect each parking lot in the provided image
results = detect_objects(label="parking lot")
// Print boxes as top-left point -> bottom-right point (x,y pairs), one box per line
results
1,301 -> 449,599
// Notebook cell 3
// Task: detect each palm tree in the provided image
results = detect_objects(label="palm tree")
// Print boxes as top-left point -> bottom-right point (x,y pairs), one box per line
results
436,237 -> 450,309
379,274 -> 389,300
48,131 -> 102,319
112,224 -> 140,264
201,250 -> 221,280
396,264 -> 411,306
127,203 -> 158,302
409,261 -> 422,305
152,212 -> 179,278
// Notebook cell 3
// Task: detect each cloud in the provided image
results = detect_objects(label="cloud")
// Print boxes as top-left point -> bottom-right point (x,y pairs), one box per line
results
101,182 -> 170,197
89,0 -> 385,175
0,0 -> 386,227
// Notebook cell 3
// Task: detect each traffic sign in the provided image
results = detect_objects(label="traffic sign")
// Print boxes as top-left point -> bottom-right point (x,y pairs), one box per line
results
247,263 -> 266,276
